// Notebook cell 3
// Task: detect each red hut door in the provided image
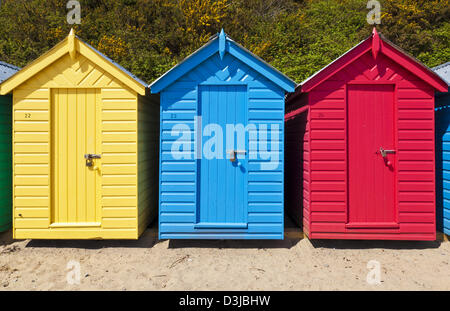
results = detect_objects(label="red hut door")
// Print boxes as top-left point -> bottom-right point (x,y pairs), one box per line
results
347,84 -> 397,228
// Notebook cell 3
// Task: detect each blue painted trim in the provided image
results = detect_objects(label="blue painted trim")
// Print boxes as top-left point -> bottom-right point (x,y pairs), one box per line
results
435,90 -> 450,235
157,46 -> 287,240
227,41 -> 296,93
150,39 -> 219,94
219,29 -> 226,60
281,90 -> 285,239
199,81 -> 248,86
194,85 -> 200,225
160,233 -> 284,240
149,32 -> 296,94
158,92 -> 164,240
195,223 -> 248,229
244,84 -> 249,226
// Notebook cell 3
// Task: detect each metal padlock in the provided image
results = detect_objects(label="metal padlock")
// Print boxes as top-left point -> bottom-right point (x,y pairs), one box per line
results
85,154 -> 101,167
228,150 -> 247,163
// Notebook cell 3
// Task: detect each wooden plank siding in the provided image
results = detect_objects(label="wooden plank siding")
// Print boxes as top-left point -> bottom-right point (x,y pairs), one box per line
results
288,50 -> 438,240
11,51 -> 151,239
159,53 -> 286,239
435,89 -> 450,236
13,86 -> 51,237
285,93 -> 309,233
137,93 -> 160,236
0,95 -> 12,231
100,88 -> 138,235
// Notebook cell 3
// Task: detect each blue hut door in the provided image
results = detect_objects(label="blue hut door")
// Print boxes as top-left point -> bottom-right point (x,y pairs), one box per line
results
196,85 -> 248,229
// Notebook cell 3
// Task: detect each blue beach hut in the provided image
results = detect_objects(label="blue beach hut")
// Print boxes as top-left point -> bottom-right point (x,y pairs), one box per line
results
150,30 -> 296,239
434,62 -> 450,236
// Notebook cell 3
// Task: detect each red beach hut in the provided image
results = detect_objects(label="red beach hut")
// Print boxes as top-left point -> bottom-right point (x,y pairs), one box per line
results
285,28 -> 448,240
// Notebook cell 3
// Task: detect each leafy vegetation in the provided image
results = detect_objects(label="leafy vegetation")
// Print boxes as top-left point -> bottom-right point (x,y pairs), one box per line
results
0,0 -> 448,83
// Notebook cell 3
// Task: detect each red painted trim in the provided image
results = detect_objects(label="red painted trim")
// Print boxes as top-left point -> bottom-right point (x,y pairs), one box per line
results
307,102 -> 312,235
300,33 -> 448,94
344,83 -> 399,233
301,40 -> 372,93
295,32 -> 440,240
285,105 -> 308,121
345,222 -> 400,229
380,41 -> 448,92
348,80 -> 396,84
431,93 -> 437,231
372,27 -> 381,59
309,232 -> 436,241
344,84 -> 348,225
393,83 -> 399,226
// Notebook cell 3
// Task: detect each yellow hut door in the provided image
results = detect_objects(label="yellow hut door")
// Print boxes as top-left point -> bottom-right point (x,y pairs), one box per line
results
51,89 -> 102,227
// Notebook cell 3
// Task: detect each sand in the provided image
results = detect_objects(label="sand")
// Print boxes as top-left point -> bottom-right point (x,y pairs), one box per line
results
0,226 -> 449,291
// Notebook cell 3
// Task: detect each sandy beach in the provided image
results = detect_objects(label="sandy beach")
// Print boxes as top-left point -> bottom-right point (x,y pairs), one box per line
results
0,222 -> 449,291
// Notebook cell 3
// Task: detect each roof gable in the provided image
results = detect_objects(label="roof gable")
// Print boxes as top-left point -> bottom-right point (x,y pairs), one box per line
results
150,30 -> 296,93
300,28 -> 448,93
165,52 -> 283,94
0,30 -> 147,95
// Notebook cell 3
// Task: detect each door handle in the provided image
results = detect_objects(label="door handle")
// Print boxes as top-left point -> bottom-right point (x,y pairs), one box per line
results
378,147 -> 395,166
228,150 -> 247,163
379,147 -> 396,159
85,154 -> 101,167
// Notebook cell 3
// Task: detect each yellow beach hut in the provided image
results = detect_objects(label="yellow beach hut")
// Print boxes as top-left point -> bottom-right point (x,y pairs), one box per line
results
0,30 -> 159,239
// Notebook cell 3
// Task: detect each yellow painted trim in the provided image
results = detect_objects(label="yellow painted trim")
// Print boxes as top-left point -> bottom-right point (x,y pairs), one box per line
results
0,34 -> 146,96
14,229 -> 138,240
136,104 -> 140,232
68,29 -> 77,60
47,88 -> 52,227
12,91 -> 15,239
0,39 -> 69,95
77,40 -> 146,95
95,89 -> 102,223
49,222 -> 101,228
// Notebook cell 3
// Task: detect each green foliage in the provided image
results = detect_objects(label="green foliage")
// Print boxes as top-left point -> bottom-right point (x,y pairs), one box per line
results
0,0 -> 448,84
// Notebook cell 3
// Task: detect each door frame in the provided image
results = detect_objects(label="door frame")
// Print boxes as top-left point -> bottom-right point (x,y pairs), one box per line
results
49,88 -> 102,227
345,82 -> 399,229
194,83 -> 249,230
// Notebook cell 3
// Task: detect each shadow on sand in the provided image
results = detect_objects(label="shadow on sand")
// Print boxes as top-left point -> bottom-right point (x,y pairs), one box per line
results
0,230 -> 15,247
6,215 -> 443,251
24,228 -> 161,250
167,216 -> 303,249
167,237 -> 301,250
309,239 -> 441,250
